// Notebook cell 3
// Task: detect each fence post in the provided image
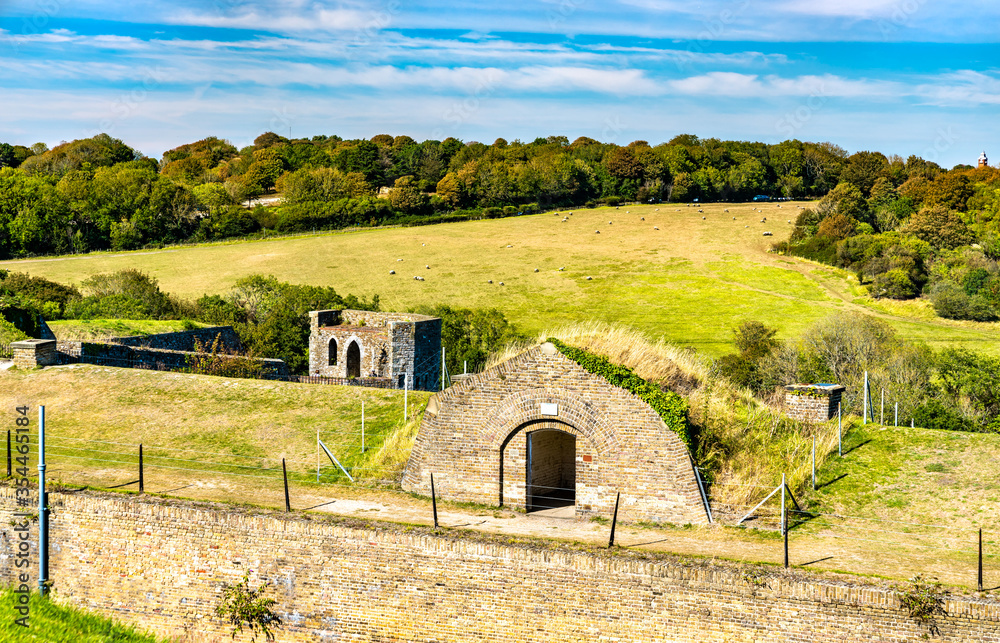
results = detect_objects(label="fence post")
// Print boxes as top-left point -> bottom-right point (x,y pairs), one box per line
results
404,373 -> 408,423
608,491 -> 621,548
812,437 -> 816,490
979,528 -> 984,592
361,401 -> 365,453
283,458 -> 291,512
838,402 -> 842,457
139,444 -> 144,493
880,388 -> 884,425
782,473 -> 788,569
894,402 -> 898,427
430,472 -> 439,529
5,430 -> 9,478
316,430 -> 320,483
863,371 -> 868,425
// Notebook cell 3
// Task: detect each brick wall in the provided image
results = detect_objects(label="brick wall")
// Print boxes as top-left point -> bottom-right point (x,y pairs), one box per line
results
9,339 -> 57,368
107,327 -> 242,353
403,343 -> 706,524
784,385 -> 845,423
56,340 -> 289,379
1,490 -> 998,642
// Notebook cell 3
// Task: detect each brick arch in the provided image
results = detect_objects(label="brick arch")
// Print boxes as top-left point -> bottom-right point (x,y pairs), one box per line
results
483,388 -> 623,455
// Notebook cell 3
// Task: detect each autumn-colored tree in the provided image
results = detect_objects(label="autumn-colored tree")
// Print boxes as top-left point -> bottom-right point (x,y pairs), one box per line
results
903,205 -> 975,250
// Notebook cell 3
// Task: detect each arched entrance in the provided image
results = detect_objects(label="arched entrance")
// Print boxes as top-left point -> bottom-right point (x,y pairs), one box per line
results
526,428 -> 576,513
346,341 -> 361,378
328,338 -> 338,365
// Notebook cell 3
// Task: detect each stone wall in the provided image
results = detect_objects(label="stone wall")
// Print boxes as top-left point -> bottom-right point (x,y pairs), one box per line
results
403,343 -> 706,524
107,326 -> 242,352
9,339 -> 57,368
785,384 -> 845,423
56,340 -> 289,379
309,310 -> 441,391
1,489 -> 998,642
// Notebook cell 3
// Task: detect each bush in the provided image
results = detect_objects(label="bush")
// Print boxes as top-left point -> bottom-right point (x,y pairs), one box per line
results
912,399 -> 973,432
930,281 -> 996,321
871,268 -> 918,299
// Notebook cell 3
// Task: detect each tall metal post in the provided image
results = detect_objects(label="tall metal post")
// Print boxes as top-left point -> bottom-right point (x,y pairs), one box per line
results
894,402 -> 898,426
138,444 -> 144,493
979,528 -> 984,592
6,430 -> 10,477
38,406 -> 49,596
863,371 -> 868,425
880,389 -> 884,425
361,401 -> 365,453
316,430 -> 320,483
781,472 -> 788,569
404,373 -> 408,423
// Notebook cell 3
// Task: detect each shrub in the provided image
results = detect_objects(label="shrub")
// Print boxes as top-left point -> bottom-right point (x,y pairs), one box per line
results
871,268 -> 918,299
930,281 -> 996,321
215,571 -> 282,642
912,399 -> 972,432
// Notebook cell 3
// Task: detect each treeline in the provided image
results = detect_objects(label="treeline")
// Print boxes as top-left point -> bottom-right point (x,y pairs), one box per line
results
0,269 -> 520,375
2,130 -> 901,258
776,151 -> 1000,321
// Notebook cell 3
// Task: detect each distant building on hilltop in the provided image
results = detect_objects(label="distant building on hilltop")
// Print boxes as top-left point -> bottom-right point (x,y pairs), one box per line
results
980,151 -> 989,168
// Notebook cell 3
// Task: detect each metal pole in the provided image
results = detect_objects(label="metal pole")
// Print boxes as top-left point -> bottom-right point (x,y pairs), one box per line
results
430,473 -> 439,528
283,458 -> 291,512
464,360 -> 467,375
838,402 -> 842,457
139,444 -> 144,493
812,437 -> 816,490
608,491 -> 621,548
782,472 -> 788,568
894,402 -> 898,427
361,401 -> 365,453
38,405 -> 48,596
316,430 -> 320,483
979,528 -> 984,592
6,430 -> 10,477
880,389 -> 884,425
404,373 -> 408,423
863,371 -> 868,425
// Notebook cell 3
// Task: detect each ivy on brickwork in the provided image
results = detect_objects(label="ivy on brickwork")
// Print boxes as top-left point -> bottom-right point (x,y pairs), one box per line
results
547,338 -> 691,448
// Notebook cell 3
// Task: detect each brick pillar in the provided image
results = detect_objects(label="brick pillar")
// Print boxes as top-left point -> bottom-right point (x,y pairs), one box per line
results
784,384 -> 846,422
10,339 -> 58,368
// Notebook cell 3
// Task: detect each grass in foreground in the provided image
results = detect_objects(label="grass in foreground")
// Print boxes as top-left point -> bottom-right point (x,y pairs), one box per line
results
0,364 -> 429,487
5,201 -> 998,357
0,589 -> 164,642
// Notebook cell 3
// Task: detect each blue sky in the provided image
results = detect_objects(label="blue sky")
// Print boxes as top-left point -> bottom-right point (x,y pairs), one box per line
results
1,1 -> 997,167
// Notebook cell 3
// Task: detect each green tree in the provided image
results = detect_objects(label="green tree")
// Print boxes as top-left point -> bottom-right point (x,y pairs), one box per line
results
902,205 -> 974,250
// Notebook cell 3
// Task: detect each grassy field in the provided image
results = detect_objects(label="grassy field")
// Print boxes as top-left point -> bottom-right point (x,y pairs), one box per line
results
0,365 -> 429,488
3,201 -> 998,357
0,589 -> 164,642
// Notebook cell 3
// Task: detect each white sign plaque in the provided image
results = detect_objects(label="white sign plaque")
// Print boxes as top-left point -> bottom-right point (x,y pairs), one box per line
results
540,403 -> 559,416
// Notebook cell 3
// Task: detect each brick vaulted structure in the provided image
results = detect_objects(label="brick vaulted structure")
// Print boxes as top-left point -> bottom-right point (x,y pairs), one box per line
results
402,342 -> 708,524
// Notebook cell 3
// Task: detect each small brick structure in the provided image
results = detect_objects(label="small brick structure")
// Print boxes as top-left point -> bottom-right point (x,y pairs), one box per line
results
403,342 -> 707,524
10,338 -> 57,368
309,309 -> 442,391
784,383 -> 845,422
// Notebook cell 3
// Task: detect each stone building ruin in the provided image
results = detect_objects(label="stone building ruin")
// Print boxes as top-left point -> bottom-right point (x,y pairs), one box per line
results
403,342 -> 709,524
784,383 -> 845,422
309,309 -> 442,391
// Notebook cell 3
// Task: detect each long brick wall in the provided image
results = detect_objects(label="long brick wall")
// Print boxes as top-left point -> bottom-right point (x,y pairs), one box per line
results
1,490 -> 998,642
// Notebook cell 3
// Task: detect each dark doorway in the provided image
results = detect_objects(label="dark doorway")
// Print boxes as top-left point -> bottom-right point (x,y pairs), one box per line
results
328,338 -> 338,365
346,342 -> 361,378
526,429 -> 575,512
